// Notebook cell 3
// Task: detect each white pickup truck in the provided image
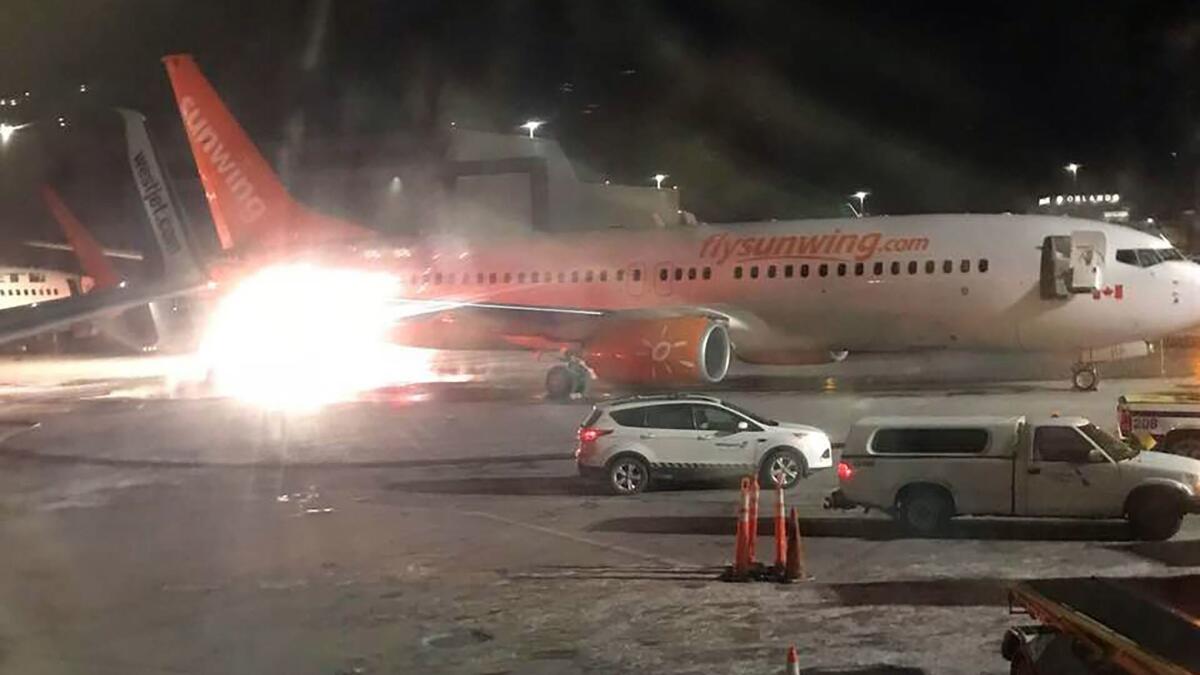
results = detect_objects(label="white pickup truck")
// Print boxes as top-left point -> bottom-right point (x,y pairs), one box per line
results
826,415 -> 1200,540
1118,390 -> 1200,458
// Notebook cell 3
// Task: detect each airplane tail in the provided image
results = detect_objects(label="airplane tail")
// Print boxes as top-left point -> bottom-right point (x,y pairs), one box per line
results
161,54 -> 370,252
40,185 -> 122,290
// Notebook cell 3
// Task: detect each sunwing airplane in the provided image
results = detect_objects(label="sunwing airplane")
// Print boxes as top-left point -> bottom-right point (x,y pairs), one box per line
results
1,53 -> 1197,399
159,53 -> 1200,394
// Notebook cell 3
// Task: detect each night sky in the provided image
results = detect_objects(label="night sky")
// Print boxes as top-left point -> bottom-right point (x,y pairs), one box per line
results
1,0 -> 1198,248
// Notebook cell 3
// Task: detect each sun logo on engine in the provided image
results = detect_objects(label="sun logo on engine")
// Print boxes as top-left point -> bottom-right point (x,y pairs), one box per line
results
639,324 -> 696,379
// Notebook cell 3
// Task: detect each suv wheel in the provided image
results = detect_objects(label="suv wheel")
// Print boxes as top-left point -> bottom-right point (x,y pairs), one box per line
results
608,455 -> 650,495
1128,491 -> 1184,541
899,488 -> 953,536
760,448 -> 806,489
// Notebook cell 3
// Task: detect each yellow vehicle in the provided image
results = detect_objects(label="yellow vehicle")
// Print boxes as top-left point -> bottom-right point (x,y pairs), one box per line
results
1117,390 -> 1200,459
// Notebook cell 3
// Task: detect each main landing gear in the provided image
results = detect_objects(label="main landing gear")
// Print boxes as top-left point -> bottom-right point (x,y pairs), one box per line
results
546,354 -> 592,400
1071,363 -> 1099,391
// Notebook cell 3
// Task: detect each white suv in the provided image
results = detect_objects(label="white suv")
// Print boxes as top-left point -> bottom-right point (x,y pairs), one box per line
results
575,394 -> 832,495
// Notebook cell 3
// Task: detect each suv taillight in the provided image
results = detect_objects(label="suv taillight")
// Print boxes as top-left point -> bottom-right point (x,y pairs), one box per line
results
1118,404 -> 1132,437
837,461 -> 854,481
578,427 -> 613,444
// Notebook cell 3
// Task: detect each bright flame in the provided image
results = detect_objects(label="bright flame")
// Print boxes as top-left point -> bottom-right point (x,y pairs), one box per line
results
199,263 -> 445,411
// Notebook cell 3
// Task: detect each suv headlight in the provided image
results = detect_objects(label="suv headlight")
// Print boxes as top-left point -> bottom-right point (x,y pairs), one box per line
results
797,432 -> 830,450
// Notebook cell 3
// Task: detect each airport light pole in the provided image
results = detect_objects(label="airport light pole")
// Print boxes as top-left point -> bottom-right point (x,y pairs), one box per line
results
653,173 -> 668,190
520,119 -> 544,139
852,190 -> 869,217
1064,162 -> 1081,187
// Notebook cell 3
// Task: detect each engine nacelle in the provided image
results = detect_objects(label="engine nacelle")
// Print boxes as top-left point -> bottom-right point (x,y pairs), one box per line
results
584,317 -> 731,385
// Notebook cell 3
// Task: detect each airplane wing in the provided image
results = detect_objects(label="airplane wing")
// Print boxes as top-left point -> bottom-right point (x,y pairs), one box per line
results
0,278 -> 207,346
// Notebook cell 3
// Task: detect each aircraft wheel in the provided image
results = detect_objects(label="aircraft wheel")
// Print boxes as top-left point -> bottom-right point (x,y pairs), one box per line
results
1071,364 -> 1098,391
545,365 -> 576,400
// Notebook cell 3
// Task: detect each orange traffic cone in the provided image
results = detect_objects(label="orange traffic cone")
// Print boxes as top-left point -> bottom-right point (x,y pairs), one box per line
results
748,478 -> 760,565
732,477 -> 752,578
784,506 -> 806,582
786,645 -> 800,675
773,486 -> 788,572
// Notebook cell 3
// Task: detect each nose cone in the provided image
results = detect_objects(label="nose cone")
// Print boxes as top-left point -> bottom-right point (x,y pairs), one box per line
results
1173,261 -> 1200,331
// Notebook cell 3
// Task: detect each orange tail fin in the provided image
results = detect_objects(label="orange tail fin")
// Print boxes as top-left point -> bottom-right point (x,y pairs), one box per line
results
161,54 -> 370,252
40,185 -> 122,290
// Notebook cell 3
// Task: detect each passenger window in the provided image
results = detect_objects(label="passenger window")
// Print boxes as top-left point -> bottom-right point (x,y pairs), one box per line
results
891,261 -> 900,275
925,261 -> 934,274
572,271 -> 580,283
873,262 -> 883,275
854,262 -> 864,276
599,270 -> 608,282
488,272 -> 497,284
434,273 -> 442,284
476,273 -> 485,284
801,264 -> 809,278
517,272 -> 526,283
610,408 -> 647,428
632,269 -> 642,282
837,263 -> 846,276
531,272 -> 539,283
943,260 -> 952,273
643,404 -> 696,430
908,261 -> 918,274
1034,426 -> 1093,462
960,259 -> 970,273
558,272 -> 566,283
979,258 -> 989,273
819,264 -> 828,277
767,265 -> 777,279
784,264 -> 794,278
586,270 -> 594,282
687,268 -> 696,280
617,269 -> 625,282
693,406 -> 748,433
673,268 -> 682,281
871,428 -> 989,454
660,268 -> 669,282
702,267 -> 712,280
750,266 -> 759,279
734,266 -> 743,279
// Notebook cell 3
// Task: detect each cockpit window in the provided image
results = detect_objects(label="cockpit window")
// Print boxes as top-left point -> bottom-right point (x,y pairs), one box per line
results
1115,248 -> 1184,267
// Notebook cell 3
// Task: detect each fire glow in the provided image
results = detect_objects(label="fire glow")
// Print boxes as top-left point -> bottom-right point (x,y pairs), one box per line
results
199,263 -> 451,410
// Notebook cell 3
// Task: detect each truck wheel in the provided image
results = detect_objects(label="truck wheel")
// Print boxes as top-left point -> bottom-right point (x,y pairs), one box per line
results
899,488 -> 953,536
1128,492 -> 1184,541
1167,436 -> 1200,460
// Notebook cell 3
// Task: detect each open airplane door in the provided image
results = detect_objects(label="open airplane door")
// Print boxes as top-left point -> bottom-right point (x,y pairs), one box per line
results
1040,231 -> 1106,299
1069,230 -> 1105,294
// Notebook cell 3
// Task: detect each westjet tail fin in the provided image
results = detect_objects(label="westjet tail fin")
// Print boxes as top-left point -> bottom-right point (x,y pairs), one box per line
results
117,108 -> 206,284
40,185 -> 122,290
162,54 -> 371,252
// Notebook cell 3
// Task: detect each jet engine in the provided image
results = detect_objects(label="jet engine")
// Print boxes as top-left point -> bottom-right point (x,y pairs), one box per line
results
583,316 -> 731,385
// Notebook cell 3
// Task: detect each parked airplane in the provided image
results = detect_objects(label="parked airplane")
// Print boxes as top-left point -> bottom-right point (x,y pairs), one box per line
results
1,54 -> 1197,398
160,54 -> 1200,394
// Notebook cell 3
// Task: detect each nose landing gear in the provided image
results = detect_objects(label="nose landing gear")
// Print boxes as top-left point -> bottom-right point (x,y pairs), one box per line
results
1071,363 -> 1099,391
